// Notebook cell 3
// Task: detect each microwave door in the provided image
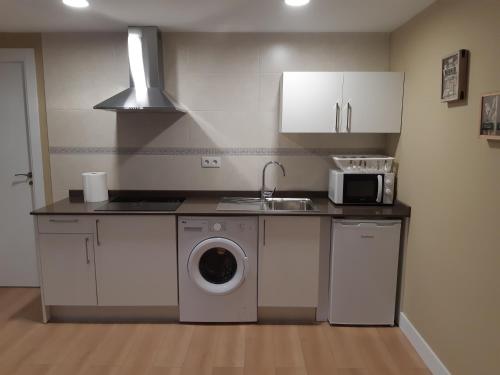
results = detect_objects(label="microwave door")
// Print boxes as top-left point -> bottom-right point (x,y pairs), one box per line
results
342,174 -> 381,204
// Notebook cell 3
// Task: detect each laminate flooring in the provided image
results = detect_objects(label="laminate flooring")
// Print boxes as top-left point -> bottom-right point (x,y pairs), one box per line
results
0,288 -> 430,375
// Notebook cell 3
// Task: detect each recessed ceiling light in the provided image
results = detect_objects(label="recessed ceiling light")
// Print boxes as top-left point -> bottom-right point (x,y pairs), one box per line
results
62,0 -> 89,8
284,0 -> 310,7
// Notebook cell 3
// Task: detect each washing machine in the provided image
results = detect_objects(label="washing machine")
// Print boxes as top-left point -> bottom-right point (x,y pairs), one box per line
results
178,216 -> 258,322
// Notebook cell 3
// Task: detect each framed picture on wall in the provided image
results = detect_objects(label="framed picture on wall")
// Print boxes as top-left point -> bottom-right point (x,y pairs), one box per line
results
480,92 -> 500,139
441,49 -> 469,102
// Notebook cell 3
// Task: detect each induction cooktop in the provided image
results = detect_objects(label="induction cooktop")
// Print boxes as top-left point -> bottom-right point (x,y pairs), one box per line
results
95,196 -> 185,212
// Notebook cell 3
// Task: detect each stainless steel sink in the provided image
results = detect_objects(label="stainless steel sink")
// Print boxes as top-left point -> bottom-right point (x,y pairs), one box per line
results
217,197 -> 318,212
264,198 -> 317,212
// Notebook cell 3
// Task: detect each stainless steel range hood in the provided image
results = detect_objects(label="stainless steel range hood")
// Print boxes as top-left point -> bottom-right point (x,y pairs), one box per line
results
94,26 -> 185,113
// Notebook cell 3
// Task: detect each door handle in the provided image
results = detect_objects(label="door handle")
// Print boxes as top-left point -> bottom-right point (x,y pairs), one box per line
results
15,172 -> 33,178
376,175 -> 383,203
14,172 -> 33,185
346,102 -> 352,132
335,102 -> 340,132
96,219 -> 101,246
85,237 -> 90,264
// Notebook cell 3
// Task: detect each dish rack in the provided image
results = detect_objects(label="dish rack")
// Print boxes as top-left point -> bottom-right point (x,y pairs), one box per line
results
332,155 -> 394,173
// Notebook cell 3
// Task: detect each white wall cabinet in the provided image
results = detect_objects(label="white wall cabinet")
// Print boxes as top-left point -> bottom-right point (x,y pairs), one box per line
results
258,216 -> 321,308
93,216 -> 177,306
280,71 -> 404,133
342,72 -> 404,133
280,72 -> 343,133
38,234 -> 97,306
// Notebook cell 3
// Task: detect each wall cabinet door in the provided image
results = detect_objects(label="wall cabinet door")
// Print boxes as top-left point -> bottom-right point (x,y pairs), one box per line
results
258,216 -> 321,307
94,216 -> 177,306
342,72 -> 404,133
280,72 -> 343,133
39,234 -> 97,306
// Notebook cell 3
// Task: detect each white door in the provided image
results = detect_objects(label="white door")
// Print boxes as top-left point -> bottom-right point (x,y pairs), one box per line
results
258,216 -> 321,307
0,49 -> 45,286
280,72 -> 343,133
342,72 -> 404,133
38,234 -> 97,305
94,216 -> 178,306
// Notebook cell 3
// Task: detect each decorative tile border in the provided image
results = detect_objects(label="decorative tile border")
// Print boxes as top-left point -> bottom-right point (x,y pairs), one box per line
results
49,146 -> 382,157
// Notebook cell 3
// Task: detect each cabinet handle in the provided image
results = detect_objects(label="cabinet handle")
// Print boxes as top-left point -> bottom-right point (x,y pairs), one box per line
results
347,102 -> 352,132
49,218 -> 79,223
335,102 -> 340,133
85,237 -> 90,264
96,219 -> 101,246
263,219 -> 266,246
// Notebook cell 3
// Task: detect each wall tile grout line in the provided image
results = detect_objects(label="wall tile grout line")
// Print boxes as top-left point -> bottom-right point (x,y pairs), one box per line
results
49,146 -> 383,157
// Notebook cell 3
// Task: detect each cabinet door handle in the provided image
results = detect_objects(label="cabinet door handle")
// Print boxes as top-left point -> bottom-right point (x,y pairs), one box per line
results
85,237 -> 90,264
95,219 -> 101,246
347,102 -> 352,132
49,218 -> 79,223
263,219 -> 266,246
335,102 -> 340,133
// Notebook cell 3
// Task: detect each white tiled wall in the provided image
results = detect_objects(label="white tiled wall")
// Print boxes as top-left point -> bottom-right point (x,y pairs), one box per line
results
42,32 -> 389,200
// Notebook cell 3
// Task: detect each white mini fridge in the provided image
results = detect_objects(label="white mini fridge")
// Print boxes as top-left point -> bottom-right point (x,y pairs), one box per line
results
329,219 -> 401,326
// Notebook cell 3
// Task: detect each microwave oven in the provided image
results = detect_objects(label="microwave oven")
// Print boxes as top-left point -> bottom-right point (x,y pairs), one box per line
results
328,169 -> 395,205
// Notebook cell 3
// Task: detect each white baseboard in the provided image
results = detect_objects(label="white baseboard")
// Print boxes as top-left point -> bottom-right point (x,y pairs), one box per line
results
399,313 -> 451,375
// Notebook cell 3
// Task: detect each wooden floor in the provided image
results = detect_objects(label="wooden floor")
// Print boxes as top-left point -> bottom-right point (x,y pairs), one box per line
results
0,288 -> 430,375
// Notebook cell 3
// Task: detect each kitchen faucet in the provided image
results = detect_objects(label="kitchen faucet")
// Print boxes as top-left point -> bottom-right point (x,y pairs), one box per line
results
261,161 -> 286,200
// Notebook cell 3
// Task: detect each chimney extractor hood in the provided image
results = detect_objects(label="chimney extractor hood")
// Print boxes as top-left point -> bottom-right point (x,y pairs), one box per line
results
94,26 -> 185,113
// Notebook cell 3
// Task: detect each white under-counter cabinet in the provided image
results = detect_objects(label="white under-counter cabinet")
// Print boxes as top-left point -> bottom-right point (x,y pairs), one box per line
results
280,71 -> 404,133
37,216 -> 96,306
39,233 -> 97,306
93,216 -> 177,306
37,215 -> 178,308
258,216 -> 321,308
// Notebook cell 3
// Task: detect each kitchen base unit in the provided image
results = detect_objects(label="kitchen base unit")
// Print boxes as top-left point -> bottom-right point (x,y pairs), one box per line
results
35,215 -> 178,323
258,216 -> 332,322
329,219 -> 402,326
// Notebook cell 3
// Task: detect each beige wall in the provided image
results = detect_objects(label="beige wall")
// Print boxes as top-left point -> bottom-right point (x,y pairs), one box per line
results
42,32 -> 390,200
389,1 -> 500,374
0,33 -> 53,204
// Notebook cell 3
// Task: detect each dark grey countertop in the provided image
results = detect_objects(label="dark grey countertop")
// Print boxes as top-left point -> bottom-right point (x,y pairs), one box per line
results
31,191 -> 411,218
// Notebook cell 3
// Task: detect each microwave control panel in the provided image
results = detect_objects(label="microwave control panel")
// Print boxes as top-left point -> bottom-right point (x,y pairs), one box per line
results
383,173 -> 395,204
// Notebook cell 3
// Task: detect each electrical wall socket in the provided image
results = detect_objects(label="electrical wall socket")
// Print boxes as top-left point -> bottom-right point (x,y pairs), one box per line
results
201,156 -> 221,168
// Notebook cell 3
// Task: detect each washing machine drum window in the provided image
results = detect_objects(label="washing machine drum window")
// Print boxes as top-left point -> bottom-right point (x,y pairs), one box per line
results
199,248 -> 237,284
188,238 -> 248,295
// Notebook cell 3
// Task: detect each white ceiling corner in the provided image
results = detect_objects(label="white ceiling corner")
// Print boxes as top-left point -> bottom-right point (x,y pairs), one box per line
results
0,0 -> 436,33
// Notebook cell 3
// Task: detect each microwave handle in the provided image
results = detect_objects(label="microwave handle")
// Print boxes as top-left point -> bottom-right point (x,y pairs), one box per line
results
376,175 -> 383,203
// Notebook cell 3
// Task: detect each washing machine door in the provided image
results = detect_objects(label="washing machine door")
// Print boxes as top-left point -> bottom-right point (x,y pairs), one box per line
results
188,237 -> 248,295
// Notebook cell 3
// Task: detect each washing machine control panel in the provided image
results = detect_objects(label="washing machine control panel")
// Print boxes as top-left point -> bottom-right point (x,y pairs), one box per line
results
180,218 -> 255,235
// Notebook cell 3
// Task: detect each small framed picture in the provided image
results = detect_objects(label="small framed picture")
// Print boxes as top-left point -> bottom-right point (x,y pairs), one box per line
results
480,93 -> 500,137
441,49 -> 469,102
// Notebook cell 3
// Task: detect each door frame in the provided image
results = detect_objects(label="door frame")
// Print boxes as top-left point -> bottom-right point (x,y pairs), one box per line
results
0,48 -> 46,209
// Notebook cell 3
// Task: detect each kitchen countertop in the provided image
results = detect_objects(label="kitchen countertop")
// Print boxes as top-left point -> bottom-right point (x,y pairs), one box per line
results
31,191 -> 410,218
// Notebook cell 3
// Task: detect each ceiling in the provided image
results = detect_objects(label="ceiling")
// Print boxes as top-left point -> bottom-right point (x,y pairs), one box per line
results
0,0 -> 435,33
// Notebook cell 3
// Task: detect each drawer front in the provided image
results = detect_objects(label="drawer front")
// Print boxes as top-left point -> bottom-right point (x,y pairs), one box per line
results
38,216 -> 93,234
